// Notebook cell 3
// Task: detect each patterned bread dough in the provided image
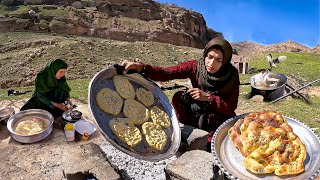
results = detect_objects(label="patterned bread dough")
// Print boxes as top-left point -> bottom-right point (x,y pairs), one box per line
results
142,122 -> 167,151
135,87 -> 154,107
228,111 -> 306,176
150,106 -> 171,128
123,99 -> 150,125
96,88 -> 123,115
109,118 -> 142,147
113,75 -> 135,99
242,131 -> 306,175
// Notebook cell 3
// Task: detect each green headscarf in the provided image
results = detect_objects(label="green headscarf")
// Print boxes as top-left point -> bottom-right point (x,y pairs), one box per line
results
197,37 -> 239,96
35,59 -> 71,93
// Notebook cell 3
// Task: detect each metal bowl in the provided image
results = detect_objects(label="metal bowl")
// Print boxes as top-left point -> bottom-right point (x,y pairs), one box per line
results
7,109 -> 54,143
62,110 -> 82,123
0,107 -> 15,124
71,110 -> 82,120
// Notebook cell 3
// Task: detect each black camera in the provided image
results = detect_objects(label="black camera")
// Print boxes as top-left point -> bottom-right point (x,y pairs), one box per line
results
180,88 -> 193,106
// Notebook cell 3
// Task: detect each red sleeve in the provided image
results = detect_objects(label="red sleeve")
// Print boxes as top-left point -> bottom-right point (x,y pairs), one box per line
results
143,60 -> 197,82
207,82 -> 239,117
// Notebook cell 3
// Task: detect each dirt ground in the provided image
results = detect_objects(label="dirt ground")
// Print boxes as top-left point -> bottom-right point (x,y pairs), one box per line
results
1,90 -> 320,179
309,86 -> 320,96
0,99 -> 120,180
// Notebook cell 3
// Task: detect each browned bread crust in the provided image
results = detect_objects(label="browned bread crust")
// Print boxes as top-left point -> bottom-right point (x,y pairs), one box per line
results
228,111 -> 306,176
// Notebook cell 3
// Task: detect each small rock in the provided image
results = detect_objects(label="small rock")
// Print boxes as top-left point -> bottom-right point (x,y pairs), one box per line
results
250,95 -> 264,102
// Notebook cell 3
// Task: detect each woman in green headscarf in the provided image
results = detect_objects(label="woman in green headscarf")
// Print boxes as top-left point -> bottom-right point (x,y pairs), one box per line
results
21,59 -> 72,117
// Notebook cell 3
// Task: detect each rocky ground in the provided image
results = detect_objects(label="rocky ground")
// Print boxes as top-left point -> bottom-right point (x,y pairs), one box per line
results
0,99 -> 122,179
0,31 -> 319,180
1,89 -> 320,179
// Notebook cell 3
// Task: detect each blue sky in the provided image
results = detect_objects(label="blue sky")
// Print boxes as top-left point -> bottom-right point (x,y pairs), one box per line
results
155,0 -> 319,48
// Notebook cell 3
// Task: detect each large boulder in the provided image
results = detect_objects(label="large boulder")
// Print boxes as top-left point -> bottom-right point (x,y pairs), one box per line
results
43,5 -> 58,10
1,0 -> 16,6
0,18 -> 17,31
23,0 -> 44,5
71,1 -> 84,9
49,19 -> 89,35
38,19 -> 49,30
15,18 -> 32,30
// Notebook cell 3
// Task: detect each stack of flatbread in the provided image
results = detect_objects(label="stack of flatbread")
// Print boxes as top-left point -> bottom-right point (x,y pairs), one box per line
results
228,111 -> 306,176
96,75 -> 171,151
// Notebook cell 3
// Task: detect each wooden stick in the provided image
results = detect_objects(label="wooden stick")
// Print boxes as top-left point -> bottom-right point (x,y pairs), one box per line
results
271,79 -> 319,103
285,83 -> 311,104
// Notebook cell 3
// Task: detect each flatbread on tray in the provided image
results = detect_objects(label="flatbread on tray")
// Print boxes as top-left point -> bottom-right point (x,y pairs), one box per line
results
228,110 -> 306,176
123,99 -> 150,125
142,122 -> 167,151
113,75 -> 135,99
150,106 -> 171,128
136,87 -> 154,107
109,117 -> 142,147
96,88 -> 123,115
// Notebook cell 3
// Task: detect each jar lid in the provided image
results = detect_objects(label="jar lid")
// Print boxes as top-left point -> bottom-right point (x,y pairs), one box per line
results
65,123 -> 74,130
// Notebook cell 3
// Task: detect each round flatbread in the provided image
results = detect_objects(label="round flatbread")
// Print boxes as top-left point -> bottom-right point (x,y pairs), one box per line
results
113,75 -> 135,99
109,118 -> 142,147
228,111 -> 307,176
150,106 -> 171,128
142,122 -> 167,151
136,87 -> 154,107
96,88 -> 123,115
123,99 -> 150,125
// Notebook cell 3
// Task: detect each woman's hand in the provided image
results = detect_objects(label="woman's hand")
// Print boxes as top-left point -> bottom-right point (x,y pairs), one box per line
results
121,60 -> 144,74
187,88 -> 211,101
52,102 -> 69,111
66,98 -> 73,110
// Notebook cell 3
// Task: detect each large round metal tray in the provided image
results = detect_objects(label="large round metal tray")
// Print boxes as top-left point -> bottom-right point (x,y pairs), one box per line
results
88,66 -> 181,161
211,114 -> 320,180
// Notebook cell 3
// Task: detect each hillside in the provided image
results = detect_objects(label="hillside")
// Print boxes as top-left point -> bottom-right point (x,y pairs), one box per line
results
0,0 -> 222,48
0,31 -> 319,89
0,32 -> 203,88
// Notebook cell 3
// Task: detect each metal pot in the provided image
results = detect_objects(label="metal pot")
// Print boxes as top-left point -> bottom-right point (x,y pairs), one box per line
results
7,109 -> 54,143
250,72 -> 287,101
0,107 -> 15,124
62,110 -> 82,123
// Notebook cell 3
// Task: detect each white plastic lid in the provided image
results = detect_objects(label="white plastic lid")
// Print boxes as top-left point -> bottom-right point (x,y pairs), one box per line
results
74,119 -> 96,135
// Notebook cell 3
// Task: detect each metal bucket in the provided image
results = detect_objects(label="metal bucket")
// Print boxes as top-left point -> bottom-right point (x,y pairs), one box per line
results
250,72 -> 287,101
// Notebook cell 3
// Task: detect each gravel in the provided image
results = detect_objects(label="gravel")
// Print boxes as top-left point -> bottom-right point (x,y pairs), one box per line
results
99,141 -> 177,180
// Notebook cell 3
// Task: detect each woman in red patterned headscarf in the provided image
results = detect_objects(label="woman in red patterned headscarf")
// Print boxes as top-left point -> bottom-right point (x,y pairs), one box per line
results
122,37 -> 240,151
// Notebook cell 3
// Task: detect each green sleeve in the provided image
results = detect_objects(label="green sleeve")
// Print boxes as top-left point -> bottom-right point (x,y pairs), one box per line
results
36,92 -> 55,109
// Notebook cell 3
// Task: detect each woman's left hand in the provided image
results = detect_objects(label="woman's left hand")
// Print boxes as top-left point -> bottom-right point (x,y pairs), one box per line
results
187,88 -> 211,101
66,98 -> 73,110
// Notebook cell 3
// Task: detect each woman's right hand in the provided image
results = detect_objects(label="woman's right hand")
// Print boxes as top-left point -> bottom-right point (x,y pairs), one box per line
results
121,60 -> 144,74
58,103 -> 69,111
52,102 -> 68,111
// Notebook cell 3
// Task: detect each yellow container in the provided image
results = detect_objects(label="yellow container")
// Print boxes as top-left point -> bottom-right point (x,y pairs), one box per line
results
65,123 -> 74,130
64,123 -> 75,141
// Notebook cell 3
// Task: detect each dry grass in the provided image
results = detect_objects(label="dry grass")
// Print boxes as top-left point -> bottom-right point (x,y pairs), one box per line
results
0,32 -> 319,136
